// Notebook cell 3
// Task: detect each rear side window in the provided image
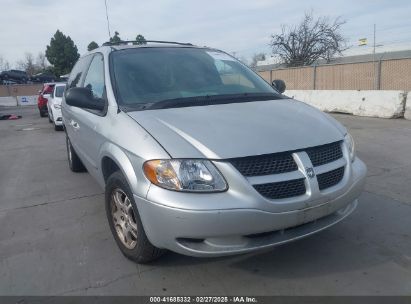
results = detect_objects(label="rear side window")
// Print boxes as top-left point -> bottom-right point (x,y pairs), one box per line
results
67,55 -> 92,89
83,54 -> 105,100
54,85 -> 66,97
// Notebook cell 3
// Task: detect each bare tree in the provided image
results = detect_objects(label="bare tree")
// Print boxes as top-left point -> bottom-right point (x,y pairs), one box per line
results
270,12 -> 347,67
17,52 -> 37,76
16,52 -> 49,76
0,55 -> 10,71
36,52 -> 48,71
238,56 -> 249,66
250,53 -> 266,69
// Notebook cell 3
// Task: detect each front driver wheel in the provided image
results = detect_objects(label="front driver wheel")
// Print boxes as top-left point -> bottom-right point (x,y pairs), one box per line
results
105,171 -> 164,263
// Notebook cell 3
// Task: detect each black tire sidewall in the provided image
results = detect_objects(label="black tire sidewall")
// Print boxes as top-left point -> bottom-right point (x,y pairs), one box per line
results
66,135 -> 86,172
66,136 -> 74,171
105,171 -> 154,261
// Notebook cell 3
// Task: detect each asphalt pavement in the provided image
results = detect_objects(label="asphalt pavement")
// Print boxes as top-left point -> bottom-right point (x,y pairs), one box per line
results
0,106 -> 410,295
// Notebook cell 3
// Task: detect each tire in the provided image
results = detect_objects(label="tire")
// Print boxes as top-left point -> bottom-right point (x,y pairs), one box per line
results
105,171 -> 164,263
54,124 -> 63,131
66,135 -> 86,172
40,110 -> 47,117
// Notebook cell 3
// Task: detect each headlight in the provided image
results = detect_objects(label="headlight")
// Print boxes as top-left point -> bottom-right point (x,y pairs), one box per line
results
344,133 -> 355,162
143,159 -> 227,192
53,104 -> 61,109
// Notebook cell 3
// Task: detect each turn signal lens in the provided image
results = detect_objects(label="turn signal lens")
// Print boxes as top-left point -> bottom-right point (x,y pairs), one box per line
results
344,133 -> 355,162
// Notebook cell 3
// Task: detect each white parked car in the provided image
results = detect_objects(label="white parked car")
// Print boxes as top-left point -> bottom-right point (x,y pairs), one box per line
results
47,83 -> 66,130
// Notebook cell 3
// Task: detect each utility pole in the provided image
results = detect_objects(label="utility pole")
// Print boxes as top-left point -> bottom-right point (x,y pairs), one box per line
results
373,24 -> 377,90
373,24 -> 376,60
105,0 -> 112,40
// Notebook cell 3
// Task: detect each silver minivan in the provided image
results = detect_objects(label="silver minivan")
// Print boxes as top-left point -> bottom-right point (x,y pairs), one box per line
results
62,41 -> 366,263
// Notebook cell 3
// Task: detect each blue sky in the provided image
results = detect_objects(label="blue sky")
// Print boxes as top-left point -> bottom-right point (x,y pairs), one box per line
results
0,0 -> 411,66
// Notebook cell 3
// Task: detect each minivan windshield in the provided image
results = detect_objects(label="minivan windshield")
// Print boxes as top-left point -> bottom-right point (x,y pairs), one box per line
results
111,47 -> 282,110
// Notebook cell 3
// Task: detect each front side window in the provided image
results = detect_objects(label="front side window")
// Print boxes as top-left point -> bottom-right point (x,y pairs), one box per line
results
83,54 -> 105,100
111,47 -> 281,110
67,55 -> 92,89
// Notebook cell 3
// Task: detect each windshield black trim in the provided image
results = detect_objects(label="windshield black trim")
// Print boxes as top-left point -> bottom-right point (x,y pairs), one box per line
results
120,93 -> 287,112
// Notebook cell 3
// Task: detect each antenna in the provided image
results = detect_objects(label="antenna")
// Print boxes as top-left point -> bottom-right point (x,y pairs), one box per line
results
104,0 -> 111,39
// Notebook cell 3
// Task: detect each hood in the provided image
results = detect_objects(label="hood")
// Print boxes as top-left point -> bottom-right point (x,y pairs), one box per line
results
127,99 -> 346,159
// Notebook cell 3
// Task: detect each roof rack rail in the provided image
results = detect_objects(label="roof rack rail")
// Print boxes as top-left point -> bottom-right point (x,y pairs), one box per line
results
102,40 -> 193,46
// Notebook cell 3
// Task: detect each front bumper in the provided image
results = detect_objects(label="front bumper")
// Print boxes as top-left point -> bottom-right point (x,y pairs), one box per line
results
135,158 -> 366,257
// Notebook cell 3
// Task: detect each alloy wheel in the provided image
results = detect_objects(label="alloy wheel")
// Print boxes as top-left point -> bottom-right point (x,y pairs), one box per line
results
111,188 -> 138,249
67,138 -> 73,165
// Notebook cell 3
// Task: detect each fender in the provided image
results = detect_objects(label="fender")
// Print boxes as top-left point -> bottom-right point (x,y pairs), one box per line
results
98,142 -> 151,197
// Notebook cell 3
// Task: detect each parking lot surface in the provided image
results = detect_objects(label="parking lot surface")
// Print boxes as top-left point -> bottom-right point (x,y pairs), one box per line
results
0,106 -> 410,295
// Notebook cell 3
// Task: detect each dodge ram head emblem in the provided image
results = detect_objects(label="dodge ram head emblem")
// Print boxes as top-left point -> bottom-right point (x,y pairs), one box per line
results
306,167 -> 315,179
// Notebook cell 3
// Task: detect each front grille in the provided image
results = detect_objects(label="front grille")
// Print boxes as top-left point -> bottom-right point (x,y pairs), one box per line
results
253,178 -> 306,199
317,167 -> 345,190
229,153 -> 297,177
306,141 -> 343,167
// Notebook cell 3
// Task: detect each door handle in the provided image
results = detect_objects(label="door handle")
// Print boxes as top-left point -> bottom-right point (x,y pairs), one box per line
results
70,120 -> 80,130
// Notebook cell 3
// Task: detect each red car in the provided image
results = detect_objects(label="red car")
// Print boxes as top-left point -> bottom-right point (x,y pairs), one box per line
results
37,83 -> 55,117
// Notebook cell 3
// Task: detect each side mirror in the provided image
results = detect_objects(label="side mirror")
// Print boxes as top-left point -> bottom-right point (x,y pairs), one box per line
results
65,87 -> 105,111
272,79 -> 286,94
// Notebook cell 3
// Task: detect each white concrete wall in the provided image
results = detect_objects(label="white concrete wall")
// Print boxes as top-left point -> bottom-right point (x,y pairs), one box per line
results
16,95 -> 37,106
404,92 -> 411,120
0,96 -> 17,107
285,90 -> 407,119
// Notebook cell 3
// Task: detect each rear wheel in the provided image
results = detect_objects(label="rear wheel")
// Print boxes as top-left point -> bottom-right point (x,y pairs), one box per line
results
66,136 -> 86,172
105,171 -> 164,263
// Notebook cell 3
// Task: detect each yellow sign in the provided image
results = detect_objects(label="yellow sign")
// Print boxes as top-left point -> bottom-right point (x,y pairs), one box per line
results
358,38 -> 368,46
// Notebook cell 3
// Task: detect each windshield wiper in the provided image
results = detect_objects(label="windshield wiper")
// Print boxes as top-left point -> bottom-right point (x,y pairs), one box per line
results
142,92 -> 283,110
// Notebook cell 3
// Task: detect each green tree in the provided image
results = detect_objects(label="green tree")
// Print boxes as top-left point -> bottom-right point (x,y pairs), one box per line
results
45,30 -> 80,76
87,41 -> 99,51
110,31 -> 122,44
133,34 -> 147,45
